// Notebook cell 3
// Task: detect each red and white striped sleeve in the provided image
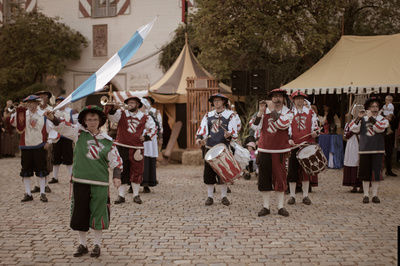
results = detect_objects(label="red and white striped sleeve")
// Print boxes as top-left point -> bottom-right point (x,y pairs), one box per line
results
144,115 -> 157,139
311,110 -> 320,132
108,144 -> 123,170
271,111 -> 293,130
196,113 -> 209,139
373,117 -> 389,133
228,113 -> 240,140
349,119 -> 360,133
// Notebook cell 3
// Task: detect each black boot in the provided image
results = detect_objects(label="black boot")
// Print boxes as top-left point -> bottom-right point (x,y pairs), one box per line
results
257,207 -> 270,217
48,178 -> 58,184
114,196 -> 125,204
31,186 -> 40,193
143,186 -> 151,193
133,195 -> 143,204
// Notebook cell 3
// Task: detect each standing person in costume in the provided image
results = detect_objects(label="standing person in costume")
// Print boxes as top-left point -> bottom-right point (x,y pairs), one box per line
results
349,97 -> 389,204
45,105 -> 122,258
10,95 -> 55,202
32,90 -> 53,193
342,105 -> 362,193
48,96 -> 78,184
141,96 -> 162,193
287,91 -> 319,206
107,96 -> 156,205
2,100 -> 18,157
195,93 -> 240,206
250,89 -> 293,217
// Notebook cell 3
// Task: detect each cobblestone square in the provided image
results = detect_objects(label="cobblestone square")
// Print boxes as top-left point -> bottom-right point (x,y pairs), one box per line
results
0,157 -> 398,265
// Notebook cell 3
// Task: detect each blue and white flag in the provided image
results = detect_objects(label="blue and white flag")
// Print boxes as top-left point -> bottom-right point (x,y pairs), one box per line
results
55,18 -> 156,111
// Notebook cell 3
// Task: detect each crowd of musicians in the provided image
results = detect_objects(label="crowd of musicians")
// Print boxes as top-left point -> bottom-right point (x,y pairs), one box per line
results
0,88 -> 397,257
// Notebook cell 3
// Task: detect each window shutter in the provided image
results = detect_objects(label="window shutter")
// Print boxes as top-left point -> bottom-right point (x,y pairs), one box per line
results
117,0 -> 130,15
79,0 -> 92,18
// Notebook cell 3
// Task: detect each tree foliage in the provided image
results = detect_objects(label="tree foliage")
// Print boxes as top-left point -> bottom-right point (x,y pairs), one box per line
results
160,0 -> 400,88
0,9 -> 87,103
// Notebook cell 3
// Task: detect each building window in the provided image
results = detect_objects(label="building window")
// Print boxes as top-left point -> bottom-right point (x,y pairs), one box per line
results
93,24 -> 107,57
92,0 -> 117,18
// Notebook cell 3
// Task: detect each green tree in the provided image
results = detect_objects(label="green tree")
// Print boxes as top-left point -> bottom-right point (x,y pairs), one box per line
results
0,9 -> 87,103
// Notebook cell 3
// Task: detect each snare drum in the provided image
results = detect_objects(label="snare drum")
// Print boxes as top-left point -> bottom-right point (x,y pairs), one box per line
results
205,144 -> 242,183
296,144 -> 327,175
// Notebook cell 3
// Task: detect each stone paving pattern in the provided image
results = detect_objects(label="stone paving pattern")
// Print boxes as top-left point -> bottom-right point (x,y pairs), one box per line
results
0,157 -> 399,265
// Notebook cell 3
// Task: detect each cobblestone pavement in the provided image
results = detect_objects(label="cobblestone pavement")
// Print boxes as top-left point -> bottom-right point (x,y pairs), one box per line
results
0,157 -> 399,265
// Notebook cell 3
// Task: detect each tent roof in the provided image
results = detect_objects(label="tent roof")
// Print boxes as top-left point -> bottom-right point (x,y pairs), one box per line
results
282,34 -> 400,95
149,38 -> 231,103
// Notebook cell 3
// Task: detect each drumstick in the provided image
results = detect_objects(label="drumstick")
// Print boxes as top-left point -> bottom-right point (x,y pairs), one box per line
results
290,141 -> 308,150
299,129 -> 320,140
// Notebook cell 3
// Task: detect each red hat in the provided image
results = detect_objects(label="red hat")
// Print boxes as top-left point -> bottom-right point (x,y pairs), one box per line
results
268,88 -> 287,97
291,90 -> 307,99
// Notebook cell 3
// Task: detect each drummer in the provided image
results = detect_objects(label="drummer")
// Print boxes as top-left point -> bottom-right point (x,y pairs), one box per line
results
287,91 -> 319,206
250,88 -> 293,217
195,93 -> 240,206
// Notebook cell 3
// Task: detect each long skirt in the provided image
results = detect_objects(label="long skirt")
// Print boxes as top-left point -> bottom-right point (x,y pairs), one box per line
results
342,166 -> 361,187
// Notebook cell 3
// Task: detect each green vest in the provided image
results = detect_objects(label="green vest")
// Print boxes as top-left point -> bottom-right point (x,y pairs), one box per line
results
72,131 -> 113,186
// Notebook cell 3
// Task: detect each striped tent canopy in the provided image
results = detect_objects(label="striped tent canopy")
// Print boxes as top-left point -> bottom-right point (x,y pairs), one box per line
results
282,34 -> 400,95
112,90 -> 148,103
149,37 -> 231,104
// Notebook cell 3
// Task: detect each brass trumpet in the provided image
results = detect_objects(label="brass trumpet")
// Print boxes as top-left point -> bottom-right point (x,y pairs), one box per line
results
100,96 -> 128,109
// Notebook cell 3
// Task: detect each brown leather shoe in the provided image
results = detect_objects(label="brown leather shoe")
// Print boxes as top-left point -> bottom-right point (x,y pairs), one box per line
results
73,244 -> 88,257
21,194 -> 33,202
302,196 -> 311,205
133,195 -> 142,204
362,196 -> 369,204
287,197 -> 295,205
31,186 -> 40,193
257,207 -> 270,217
278,208 -> 289,217
40,193 -> 48,202
114,196 -> 125,204
205,197 -> 214,206
90,244 -> 101,258
221,197 -> 230,206
371,196 -> 380,203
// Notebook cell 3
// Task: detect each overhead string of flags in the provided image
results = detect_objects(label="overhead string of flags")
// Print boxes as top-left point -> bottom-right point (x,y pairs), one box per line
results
54,17 -> 157,111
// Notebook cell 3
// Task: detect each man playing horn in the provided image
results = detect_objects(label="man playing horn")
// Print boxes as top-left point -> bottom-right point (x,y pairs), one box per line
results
250,88 -> 293,217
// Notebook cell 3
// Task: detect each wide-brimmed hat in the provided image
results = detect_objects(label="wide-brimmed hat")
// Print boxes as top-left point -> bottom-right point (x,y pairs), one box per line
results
291,90 -> 307,99
78,105 -> 107,128
124,96 -> 143,108
143,96 -> 155,105
34,90 -> 52,99
268,88 -> 287,97
23,95 -> 41,103
208,93 -> 228,105
55,96 -> 65,102
364,96 -> 381,110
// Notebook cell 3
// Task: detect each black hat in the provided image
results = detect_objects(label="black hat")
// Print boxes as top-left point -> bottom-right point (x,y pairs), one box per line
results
268,88 -> 287,97
34,90 -> 52,99
124,96 -> 143,108
208,93 -> 228,106
364,96 -> 381,110
143,96 -> 155,105
78,105 -> 107,128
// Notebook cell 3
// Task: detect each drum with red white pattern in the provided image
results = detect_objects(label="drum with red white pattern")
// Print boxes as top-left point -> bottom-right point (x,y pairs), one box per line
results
205,143 -> 242,184
296,144 -> 327,175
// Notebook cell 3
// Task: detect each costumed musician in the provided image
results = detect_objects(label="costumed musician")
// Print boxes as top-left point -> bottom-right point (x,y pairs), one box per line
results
349,97 -> 389,204
49,96 -> 79,184
11,95 -> 57,203
106,96 -> 156,205
287,91 -> 319,206
45,105 -> 122,258
195,93 -> 240,207
250,88 -> 293,217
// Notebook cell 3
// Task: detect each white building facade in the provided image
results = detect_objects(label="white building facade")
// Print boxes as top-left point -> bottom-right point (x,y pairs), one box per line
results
1,0 -> 183,105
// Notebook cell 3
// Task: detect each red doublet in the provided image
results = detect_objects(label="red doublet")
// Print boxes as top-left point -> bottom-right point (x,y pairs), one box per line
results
115,111 -> 147,147
291,110 -> 315,144
115,111 -> 148,184
258,114 -> 291,153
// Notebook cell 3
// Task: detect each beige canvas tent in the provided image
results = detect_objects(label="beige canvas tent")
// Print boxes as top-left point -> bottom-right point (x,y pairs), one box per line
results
149,38 -> 231,103
282,34 -> 400,95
